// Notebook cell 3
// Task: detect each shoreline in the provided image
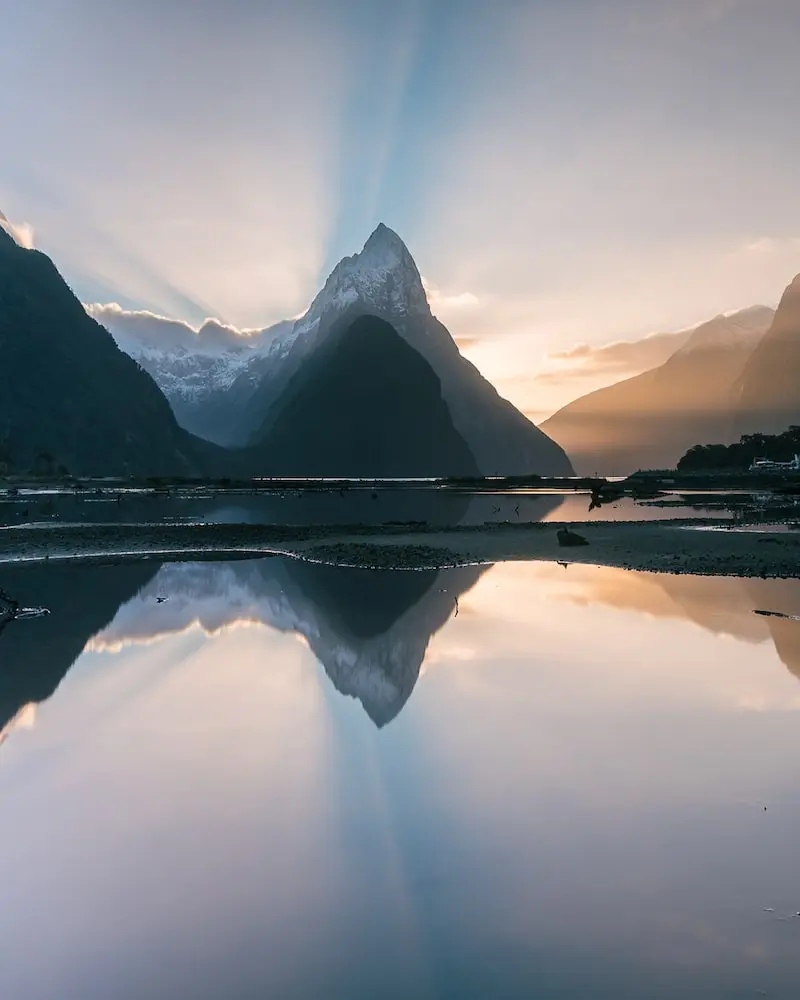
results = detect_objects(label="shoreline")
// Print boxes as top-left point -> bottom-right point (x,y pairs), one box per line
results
1,519 -> 799,578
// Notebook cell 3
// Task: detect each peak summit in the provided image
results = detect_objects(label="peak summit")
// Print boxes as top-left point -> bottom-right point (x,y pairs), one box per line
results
363,221 -> 408,252
293,224 -> 430,337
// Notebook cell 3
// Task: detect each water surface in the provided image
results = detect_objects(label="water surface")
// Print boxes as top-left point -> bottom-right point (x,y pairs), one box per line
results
1,559 -> 800,999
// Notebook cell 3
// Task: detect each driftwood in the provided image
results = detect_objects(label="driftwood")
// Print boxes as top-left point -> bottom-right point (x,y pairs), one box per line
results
0,589 -> 49,636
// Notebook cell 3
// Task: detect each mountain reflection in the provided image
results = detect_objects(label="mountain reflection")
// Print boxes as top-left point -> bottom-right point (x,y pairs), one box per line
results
0,562 -> 160,735
5,556 -> 799,735
0,557 -> 486,731
93,558 -> 487,727
546,565 -> 800,680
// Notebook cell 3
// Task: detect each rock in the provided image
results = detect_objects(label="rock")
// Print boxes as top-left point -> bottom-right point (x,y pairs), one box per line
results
557,527 -> 589,548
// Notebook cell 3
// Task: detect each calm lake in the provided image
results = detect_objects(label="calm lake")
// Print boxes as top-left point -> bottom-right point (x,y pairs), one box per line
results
1,557 -> 800,999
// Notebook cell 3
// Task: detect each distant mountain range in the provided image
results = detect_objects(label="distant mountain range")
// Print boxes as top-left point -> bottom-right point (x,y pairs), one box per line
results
1,220 -> 571,478
541,306 -> 776,475
102,224 -> 572,476
7,205 -> 800,479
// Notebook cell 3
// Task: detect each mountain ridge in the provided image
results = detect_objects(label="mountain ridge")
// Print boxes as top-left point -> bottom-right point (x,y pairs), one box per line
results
246,225 -> 573,476
540,306 -> 774,475
253,313 -> 480,477
735,274 -> 800,437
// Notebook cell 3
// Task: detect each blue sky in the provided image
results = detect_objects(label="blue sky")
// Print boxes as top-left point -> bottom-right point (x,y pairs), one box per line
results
2,0 -> 800,417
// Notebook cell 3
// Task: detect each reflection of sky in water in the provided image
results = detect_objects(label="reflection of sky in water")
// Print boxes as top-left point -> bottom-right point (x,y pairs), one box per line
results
541,493 -> 735,522
2,560 -> 800,998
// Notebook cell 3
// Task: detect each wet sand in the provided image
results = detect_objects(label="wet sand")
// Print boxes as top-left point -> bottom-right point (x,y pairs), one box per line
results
1,519 -> 799,577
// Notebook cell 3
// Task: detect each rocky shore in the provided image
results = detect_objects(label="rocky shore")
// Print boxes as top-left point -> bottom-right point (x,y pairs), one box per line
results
1,519 -> 798,578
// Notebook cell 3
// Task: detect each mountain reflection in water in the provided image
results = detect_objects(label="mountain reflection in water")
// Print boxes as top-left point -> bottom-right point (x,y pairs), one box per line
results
2,560 -> 800,998
538,564 -> 800,681
0,558 -> 485,732
2,559 -> 800,734
93,558 -> 487,727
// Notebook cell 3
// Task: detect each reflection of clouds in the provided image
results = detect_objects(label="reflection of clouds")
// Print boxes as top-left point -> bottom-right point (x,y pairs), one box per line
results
0,703 -> 36,747
0,212 -> 34,249
85,616 -> 264,655
426,561 -> 800,712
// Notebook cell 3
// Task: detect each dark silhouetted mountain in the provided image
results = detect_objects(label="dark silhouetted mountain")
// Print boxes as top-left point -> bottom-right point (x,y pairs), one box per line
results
540,307 -> 772,475
736,276 -> 800,436
254,314 -> 479,477
243,225 -> 572,475
0,226 -> 223,476
0,562 -> 158,735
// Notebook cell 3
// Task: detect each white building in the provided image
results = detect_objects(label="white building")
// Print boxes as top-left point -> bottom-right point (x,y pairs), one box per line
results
749,454 -> 800,472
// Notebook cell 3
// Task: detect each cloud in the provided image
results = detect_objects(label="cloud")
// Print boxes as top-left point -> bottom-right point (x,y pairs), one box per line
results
86,302 -> 292,355
741,236 -> 800,256
0,2 -> 365,327
0,211 -> 34,249
545,328 -> 696,376
422,278 -> 480,317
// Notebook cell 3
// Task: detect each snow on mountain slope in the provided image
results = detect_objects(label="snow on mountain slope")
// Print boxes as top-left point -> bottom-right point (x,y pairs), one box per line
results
88,223 -> 571,472
246,224 -> 574,475
293,222 -> 430,338
87,303 -> 296,445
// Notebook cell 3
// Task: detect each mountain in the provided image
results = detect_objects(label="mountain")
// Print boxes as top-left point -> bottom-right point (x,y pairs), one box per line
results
539,307 -> 773,475
246,225 -> 572,476
93,305 -> 294,446
255,314 -> 479,477
0,225 -> 220,476
736,275 -> 800,436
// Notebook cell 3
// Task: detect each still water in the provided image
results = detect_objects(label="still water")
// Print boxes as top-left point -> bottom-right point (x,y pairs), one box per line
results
1,558 -> 800,999
0,485 -> 736,528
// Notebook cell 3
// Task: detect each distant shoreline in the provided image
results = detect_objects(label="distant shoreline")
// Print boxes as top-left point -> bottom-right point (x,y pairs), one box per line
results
1,519 -> 798,578
4,468 -> 800,494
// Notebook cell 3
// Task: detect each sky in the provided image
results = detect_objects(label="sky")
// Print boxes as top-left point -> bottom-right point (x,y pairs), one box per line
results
2,0 -> 800,420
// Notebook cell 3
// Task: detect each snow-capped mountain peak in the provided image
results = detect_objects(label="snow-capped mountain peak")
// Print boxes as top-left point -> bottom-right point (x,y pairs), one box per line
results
293,223 -> 430,337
